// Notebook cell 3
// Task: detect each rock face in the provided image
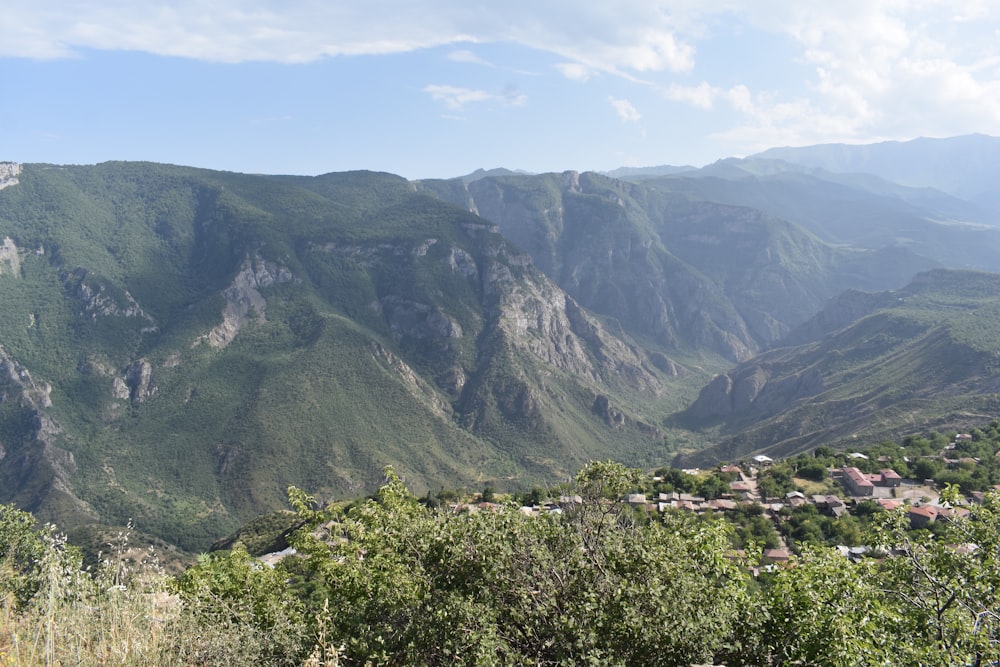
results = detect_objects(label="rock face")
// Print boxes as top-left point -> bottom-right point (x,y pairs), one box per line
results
683,365 -> 825,424
0,344 -> 93,522
593,394 -> 626,428
202,255 -> 294,348
0,163 -> 20,190
68,268 -> 157,327
123,360 -> 156,402
0,237 -> 20,276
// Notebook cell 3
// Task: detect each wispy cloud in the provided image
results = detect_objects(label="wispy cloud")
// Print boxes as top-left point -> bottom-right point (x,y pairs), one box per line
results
424,83 -> 526,110
663,82 -> 717,110
555,62 -> 591,81
609,97 -> 641,123
0,0 -> 698,76
448,49 -> 494,67
424,85 -> 494,110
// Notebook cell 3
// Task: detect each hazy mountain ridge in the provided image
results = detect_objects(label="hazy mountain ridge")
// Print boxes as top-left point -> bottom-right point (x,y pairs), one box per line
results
752,134 -> 1000,208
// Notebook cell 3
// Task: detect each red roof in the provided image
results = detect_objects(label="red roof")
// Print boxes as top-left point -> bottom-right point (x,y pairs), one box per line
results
843,466 -> 874,489
909,505 -> 938,519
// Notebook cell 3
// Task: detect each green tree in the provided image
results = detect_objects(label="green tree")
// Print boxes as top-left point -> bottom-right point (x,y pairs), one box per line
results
0,504 -> 49,606
749,546 -> 894,666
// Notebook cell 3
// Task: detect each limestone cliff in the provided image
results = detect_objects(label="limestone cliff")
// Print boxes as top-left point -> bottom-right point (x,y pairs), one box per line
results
201,254 -> 294,348
0,163 -> 20,190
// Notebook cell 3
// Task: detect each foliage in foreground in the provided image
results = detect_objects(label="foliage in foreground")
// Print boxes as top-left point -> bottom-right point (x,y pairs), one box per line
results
4,463 -> 1000,665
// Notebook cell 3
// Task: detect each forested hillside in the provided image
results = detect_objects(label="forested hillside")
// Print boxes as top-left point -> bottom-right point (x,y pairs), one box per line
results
0,163 -> 674,549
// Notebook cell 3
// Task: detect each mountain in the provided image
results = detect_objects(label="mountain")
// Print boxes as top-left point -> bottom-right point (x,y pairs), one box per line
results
674,269 -> 1000,465
418,170 -> 936,360
633,163 -> 1000,270
752,134 -> 1000,211
0,162 -> 673,550
603,164 -> 697,179
2,134 -> 1000,551
459,168 -> 532,183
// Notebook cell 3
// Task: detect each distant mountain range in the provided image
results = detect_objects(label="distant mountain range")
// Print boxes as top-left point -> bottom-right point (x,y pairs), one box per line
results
1,134 -> 999,550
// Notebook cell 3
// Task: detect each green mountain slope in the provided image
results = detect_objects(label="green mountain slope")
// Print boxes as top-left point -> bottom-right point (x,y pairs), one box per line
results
674,269 -> 1000,465
0,162 -> 675,549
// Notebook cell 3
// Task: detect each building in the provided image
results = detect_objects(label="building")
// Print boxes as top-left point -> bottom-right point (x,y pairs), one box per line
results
839,466 -> 903,496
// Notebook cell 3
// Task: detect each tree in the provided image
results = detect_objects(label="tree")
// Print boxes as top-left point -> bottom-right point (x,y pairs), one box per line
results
0,503 -> 49,606
749,546 -> 895,666
867,488 -> 1000,664
797,461 -> 829,482
278,464 -> 755,665
698,473 -> 729,500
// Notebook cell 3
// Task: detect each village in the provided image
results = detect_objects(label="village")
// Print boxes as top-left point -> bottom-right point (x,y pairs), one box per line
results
492,430 -> 1000,563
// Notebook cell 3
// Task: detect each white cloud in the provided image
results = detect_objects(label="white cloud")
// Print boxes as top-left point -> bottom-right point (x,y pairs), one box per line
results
448,49 -> 493,67
0,0 -> 697,75
664,82 -> 717,109
696,1 -> 1000,149
5,0 -> 1000,153
424,84 -> 526,110
555,62 -> 591,81
609,97 -> 641,122
424,85 -> 494,110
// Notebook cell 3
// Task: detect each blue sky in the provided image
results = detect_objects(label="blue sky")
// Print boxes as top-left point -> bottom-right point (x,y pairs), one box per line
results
3,1 -> 999,179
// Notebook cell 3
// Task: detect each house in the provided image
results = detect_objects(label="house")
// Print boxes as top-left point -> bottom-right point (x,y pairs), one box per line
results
627,493 -> 648,507
908,505 -> 938,529
813,494 -> 848,517
709,499 -> 737,511
763,548 -> 791,563
936,506 -> 971,522
841,467 -> 875,496
879,469 -> 902,488
839,466 -> 902,496
752,455 -> 774,466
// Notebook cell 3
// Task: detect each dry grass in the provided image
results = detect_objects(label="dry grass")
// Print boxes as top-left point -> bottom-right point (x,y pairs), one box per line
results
0,525 -> 328,666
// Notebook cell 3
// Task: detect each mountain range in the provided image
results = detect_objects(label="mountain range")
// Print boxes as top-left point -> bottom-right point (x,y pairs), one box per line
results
0,134 -> 998,550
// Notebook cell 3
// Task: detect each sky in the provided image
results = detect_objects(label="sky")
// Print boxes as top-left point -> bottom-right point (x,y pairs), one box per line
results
2,1 -> 1000,179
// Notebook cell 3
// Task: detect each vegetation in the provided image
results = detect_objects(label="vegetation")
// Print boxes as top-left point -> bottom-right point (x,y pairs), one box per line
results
4,458 -> 1000,665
